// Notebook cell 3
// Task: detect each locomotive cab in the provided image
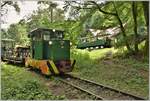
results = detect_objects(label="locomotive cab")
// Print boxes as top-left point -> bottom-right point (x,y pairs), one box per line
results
26,28 -> 75,75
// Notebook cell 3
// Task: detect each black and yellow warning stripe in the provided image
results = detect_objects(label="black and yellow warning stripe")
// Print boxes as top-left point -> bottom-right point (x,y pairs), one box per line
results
47,60 -> 76,75
47,60 -> 59,74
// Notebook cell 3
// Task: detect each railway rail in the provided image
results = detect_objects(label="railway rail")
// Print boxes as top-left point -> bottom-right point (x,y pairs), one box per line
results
59,74 -> 146,100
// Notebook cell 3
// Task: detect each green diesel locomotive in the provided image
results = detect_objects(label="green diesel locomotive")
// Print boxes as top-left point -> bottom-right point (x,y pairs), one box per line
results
25,28 -> 76,75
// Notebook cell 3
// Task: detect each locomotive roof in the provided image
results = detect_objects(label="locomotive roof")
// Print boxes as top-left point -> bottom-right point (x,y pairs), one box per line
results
16,47 -> 30,50
15,45 -> 29,49
1,39 -> 15,42
29,28 -> 64,35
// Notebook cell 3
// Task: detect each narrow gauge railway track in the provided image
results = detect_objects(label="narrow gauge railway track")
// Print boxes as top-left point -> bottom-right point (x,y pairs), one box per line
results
59,74 -> 146,100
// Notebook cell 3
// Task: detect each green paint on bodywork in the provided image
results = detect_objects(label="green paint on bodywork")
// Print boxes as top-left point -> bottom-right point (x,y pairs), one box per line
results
77,39 -> 111,49
43,40 -> 70,61
32,40 -> 70,60
33,41 -> 43,59
77,39 -> 106,49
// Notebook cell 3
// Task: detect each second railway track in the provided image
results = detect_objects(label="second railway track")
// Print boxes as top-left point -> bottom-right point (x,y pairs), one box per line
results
59,74 -> 146,100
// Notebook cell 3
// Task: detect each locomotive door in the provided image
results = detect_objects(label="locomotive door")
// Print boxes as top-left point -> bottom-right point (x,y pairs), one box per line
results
43,41 -> 51,59
33,41 -> 43,60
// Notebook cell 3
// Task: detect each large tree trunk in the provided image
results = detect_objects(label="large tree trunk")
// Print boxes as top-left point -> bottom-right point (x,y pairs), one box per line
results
132,1 -> 139,53
116,14 -> 132,52
142,1 -> 149,56
113,3 -> 133,52
1,1 -> 12,8
50,8 -> 53,23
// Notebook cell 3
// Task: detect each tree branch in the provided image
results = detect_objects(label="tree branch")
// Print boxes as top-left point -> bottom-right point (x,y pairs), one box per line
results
1,1 -> 10,8
72,6 -> 92,10
71,1 -> 94,6
89,1 -> 117,16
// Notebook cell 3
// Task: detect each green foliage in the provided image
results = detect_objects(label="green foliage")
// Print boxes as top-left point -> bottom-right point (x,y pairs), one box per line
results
6,22 -> 29,46
1,29 -> 8,39
71,49 -> 94,74
1,63 -> 65,100
64,1 -> 147,52
71,49 -> 149,98
111,2 -> 147,51
27,3 -> 65,30
67,1 -> 148,53
3,1 -> 148,55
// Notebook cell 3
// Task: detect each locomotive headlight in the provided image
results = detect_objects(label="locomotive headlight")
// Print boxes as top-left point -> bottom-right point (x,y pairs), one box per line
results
70,42 -> 72,45
49,41 -> 52,45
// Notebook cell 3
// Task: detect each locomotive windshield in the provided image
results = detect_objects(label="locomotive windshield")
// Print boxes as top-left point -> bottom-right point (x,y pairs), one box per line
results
43,30 -> 64,40
43,30 -> 50,41
43,34 -> 50,40
54,31 -> 63,39
30,28 -> 64,41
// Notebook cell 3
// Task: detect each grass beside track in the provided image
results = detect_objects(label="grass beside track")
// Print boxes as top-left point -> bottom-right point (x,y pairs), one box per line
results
1,63 -> 65,100
1,47 -> 148,99
71,48 -> 149,99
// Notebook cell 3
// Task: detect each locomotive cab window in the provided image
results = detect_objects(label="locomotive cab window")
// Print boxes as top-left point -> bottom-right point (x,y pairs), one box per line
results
32,36 -> 36,41
42,30 -> 51,40
35,33 -> 42,41
83,39 -> 86,42
57,33 -> 63,39
98,37 -> 102,40
43,34 -> 50,41
54,31 -> 64,40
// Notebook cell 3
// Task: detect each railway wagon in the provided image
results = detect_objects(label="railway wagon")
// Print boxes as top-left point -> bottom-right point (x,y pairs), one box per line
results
1,39 -> 15,61
25,28 -> 76,75
1,39 -> 30,64
77,36 -> 111,49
